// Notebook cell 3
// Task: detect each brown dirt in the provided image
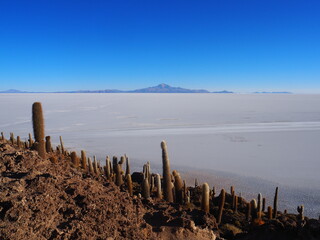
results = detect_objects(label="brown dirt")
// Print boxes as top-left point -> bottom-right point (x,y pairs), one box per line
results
0,140 -> 217,240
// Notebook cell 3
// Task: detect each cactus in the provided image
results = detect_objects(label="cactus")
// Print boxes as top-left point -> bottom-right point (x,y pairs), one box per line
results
112,156 -> 118,173
71,151 -> 79,168
273,187 -> 278,218
125,155 -> 130,176
115,164 -> 123,186
16,136 -> 21,148
234,195 -> 238,212
81,150 -> 87,171
10,132 -> 14,145
32,102 -> 46,159
212,186 -> 216,198
217,189 -> 226,224
1,132 -> 4,140
201,183 -> 210,213
105,156 -> 111,179
142,178 -> 150,199
173,170 -> 183,204
155,174 -> 162,199
93,156 -> 100,175
246,202 -> 251,221
126,174 -> 133,196
45,136 -> 52,153
257,193 -> 262,219
251,199 -> 258,220
195,178 -> 198,188
297,205 -> 304,221
28,133 -> 33,147
88,157 -> 94,175
161,141 -> 173,202
186,190 -> 191,204
262,197 -> 266,212
59,136 -> 65,155
267,206 -> 273,219
230,186 -> 235,195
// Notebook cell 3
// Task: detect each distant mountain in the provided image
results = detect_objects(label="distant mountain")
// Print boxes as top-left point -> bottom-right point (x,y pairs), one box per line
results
253,91 -> 292,94
0,84 -> 233,94
0,89 -> 28,93
128,83 -> 209,93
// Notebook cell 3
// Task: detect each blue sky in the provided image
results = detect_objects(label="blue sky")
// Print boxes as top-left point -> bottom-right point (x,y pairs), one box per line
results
0,0 -> 319,93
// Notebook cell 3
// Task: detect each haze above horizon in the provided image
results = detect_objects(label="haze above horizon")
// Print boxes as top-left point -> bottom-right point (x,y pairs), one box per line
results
0,1 -> 320,93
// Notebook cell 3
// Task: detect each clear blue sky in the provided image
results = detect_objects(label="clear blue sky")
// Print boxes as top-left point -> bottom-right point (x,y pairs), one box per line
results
0,0 -> 319,93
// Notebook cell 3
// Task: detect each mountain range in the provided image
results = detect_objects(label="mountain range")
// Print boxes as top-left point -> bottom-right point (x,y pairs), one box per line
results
0,84 -> 233,94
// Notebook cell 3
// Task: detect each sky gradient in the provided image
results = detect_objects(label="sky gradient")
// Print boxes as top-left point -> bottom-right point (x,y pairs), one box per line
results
0,0 -> 320,93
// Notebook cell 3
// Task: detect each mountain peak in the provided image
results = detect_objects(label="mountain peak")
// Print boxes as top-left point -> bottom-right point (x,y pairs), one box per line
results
157,83 -> 170,88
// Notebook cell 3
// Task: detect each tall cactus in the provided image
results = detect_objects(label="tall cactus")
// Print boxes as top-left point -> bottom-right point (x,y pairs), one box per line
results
217,189 -> 226,224
273,187 -> 278,218
201,183 -> 210,213
161,141 -> 173,202
1,132 -> 4,140
32,102 -> 46,159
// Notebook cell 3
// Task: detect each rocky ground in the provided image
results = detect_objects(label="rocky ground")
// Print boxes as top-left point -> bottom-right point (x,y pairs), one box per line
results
0,139 -> 320,240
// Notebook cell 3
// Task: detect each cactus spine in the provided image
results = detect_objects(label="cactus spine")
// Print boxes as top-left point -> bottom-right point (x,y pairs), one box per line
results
273,187 -> 278,218
217,189 -> 226,224
161,141 -> 173,202
45,136 -> 52,153
201,183 -> 210,213
32,102 -> 46,159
